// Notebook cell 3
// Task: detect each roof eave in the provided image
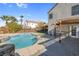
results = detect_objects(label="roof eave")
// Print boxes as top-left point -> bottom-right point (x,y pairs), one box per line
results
48,3 -> 58,14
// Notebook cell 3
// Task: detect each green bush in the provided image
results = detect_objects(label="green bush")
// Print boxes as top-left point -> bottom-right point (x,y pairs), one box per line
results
7,22 -> 22,33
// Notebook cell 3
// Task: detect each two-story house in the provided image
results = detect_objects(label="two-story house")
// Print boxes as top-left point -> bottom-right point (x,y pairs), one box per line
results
48,3 -> 79,37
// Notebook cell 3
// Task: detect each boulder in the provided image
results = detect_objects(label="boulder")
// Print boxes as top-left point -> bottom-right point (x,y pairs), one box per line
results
0,44 -> 15,56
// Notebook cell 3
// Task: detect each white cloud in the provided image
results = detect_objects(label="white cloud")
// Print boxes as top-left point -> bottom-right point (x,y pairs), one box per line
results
2,3 -> 28,8
16,3 -> 28,8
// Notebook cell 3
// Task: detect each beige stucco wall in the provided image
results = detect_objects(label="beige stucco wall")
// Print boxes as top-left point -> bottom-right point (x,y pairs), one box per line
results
48,3 -> 79,34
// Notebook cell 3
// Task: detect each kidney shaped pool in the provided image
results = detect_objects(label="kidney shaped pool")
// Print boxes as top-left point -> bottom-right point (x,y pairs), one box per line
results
8,33 -> 37,49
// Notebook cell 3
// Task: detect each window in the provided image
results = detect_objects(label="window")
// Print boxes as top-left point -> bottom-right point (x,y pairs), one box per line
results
49,13 -> 53,19
72,5 -> 79,15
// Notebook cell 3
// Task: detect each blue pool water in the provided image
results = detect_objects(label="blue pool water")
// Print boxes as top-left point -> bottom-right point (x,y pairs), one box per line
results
8,33 -> 37,49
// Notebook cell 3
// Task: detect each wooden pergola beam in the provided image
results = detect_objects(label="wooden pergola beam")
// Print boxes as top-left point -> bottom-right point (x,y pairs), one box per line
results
56,19 -> 79,25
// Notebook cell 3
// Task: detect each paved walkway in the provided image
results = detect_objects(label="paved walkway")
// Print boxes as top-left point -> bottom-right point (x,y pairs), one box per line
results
40,37 -> 79,56
43,35 -> 66,47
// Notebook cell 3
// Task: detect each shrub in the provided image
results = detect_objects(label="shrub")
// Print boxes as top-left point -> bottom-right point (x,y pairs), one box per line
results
7,22 -> 22,33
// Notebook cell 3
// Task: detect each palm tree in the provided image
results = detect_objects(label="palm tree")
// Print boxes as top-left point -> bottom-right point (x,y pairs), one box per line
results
0,15 -> 17,33
10,16 -> 17,22
0,15 -> 17,24
20,15 -> 24,26
0,15 -> 10,25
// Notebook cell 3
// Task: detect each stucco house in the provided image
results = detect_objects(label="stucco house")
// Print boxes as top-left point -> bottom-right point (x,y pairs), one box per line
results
23,20 -> 44,29
48,3 -> 79,37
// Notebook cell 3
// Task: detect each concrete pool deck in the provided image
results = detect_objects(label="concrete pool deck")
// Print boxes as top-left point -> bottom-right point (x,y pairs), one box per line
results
16,44 -> 46,56
40,36 -> 79,56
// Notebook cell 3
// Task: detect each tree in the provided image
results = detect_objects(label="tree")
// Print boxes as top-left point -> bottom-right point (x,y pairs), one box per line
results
36,22 -> 48,33
0,15 -> 17,25
7,22 -> 22,33
0,16 -> 10,25
10,16 -> 17,22
20,15 -> 24,26
0,15 -> 18,33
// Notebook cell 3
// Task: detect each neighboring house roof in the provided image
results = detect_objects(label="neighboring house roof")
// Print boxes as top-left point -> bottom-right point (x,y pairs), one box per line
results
25,20 -> 46,24
48,3 -> 58,13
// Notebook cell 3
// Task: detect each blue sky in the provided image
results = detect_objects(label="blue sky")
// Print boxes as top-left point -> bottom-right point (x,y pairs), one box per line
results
0,3 -> 55,27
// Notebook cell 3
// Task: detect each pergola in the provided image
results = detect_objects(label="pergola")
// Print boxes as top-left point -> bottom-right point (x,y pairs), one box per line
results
56,19 -> 79,25
56,15 -> 79,25
53,15 -> 79,36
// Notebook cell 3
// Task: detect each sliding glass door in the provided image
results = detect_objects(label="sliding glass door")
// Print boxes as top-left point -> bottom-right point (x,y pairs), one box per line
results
71,26 -> 76,36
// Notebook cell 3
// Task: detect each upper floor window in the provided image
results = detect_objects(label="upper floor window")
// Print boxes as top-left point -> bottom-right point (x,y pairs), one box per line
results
72,5 -> 79,15
49,13 -> 53,19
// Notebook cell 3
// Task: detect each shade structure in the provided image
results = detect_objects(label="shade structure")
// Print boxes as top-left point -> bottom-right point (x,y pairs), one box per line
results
56,15 -> 79,25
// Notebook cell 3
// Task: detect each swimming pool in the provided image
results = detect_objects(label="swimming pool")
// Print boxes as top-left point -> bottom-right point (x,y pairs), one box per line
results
7,33 -> 37,49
